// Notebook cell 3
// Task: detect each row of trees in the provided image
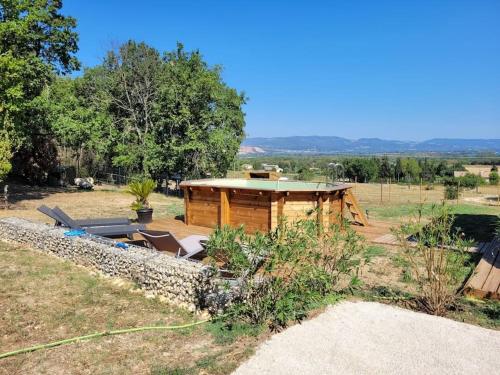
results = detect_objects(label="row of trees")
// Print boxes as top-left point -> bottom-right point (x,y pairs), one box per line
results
1,1 -> 246,184
243,155 -> 500,184
49,41 -> 246,180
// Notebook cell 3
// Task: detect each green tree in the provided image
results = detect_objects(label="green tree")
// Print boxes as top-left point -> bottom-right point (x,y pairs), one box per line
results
0,134 -> 12,181
489,171 -> 499,186
404,158 -> 421,181
458,173 -> 484,189
298,168 -> 314,181
156,43 -> 245,178
379,156 -> 391,180
394,157 -> 404,181
0,0 -> 79,180
47,76 -> 115,176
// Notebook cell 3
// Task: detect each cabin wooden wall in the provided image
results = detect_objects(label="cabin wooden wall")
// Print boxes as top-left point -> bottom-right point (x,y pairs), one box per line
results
184,186 -> 346,233
229,190 -> 271,233
271,191 -> 344,230
184,188 -> 219,228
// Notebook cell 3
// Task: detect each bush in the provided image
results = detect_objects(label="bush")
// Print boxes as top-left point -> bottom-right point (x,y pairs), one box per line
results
297,168 -> 314,181
206,216 -> 365,330
489,171 -> 499,185
458,173 -> 484,189
444,185 -> 459,200
393,204 -> 472,316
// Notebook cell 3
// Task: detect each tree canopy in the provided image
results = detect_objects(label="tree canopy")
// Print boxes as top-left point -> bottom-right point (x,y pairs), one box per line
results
0,0 -> 79,180
50,41 -> 246,180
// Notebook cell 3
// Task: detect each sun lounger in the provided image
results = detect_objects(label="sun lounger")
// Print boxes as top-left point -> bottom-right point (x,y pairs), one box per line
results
37,205 -> 144,239
85,224 -> 145,239
52,206 -> 130,227
137,229 -> 208,260
37,205 -> 130,228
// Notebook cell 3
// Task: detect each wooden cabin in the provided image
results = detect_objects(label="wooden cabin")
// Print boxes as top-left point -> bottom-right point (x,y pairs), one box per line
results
180,178 -> 365,233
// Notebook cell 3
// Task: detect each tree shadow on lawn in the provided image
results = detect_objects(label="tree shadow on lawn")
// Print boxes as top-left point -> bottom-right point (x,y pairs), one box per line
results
4,182 -> 90,206
452,213 -> 499,243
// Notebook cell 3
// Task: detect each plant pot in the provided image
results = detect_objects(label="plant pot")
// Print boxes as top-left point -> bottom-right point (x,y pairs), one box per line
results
136,208 -> 153,224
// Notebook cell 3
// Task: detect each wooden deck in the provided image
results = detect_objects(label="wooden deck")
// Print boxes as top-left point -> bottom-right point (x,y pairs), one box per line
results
465,236 -> 500,299
144,217 -> 213,239
143,217 -> 391,242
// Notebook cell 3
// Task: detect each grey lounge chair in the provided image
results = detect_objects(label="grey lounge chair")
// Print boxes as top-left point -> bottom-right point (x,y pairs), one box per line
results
52,206 -> 130,227
137,229 -> 208,260
37,205 -> 144,239
85,224 -> 146,239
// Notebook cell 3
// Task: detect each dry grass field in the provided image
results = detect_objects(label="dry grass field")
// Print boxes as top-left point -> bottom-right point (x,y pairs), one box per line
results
0,184 -> 185,224
0,242 -> 264,375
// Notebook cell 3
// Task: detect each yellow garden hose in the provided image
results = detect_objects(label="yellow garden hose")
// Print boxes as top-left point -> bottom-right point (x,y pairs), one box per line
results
0,319 -> 210,360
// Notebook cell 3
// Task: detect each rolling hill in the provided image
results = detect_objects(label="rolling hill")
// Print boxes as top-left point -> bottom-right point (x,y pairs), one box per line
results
240,136 -> 500,155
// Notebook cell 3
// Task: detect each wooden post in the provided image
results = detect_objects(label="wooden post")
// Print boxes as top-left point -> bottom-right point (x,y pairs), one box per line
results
340,191 -> 345,224
220,188 -> 230,227
183,187 -> 190,225
317,194 -> 324,233
277,193 -> 285,224
419,178 -> 422,204
388,178 -> 391,202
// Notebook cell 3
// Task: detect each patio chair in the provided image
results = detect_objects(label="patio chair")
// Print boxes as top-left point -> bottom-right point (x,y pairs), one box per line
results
137,229 -> 208,260
37,205 -> 145,239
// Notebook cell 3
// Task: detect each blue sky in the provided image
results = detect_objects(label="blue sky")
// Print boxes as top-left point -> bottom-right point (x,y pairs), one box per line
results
63,0 -> 500,141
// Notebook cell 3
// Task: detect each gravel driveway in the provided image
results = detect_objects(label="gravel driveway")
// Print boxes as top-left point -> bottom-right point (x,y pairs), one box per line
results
234,301 -> 500,375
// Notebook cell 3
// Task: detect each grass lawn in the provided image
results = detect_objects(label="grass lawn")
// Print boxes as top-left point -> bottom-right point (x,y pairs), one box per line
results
0,242 -> 263,375
365,203 -> 499,242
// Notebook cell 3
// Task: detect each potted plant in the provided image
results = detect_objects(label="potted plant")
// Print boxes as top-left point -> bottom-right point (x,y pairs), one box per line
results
127,178 -> 156,223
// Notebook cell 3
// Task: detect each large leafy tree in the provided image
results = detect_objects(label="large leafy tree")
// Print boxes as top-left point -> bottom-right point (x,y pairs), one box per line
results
80,41 -> 246,179
157,44 -> 246,178
102,41 -> 162,175
47,75 -> 115,176
0,0 -> 79,180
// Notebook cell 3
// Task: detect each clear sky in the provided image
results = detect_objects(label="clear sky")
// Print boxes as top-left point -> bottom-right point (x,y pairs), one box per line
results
62,0 -> 500,141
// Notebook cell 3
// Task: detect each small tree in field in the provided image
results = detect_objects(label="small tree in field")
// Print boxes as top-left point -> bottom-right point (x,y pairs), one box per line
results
393,204 -> 471,316
489,171 -> 499,186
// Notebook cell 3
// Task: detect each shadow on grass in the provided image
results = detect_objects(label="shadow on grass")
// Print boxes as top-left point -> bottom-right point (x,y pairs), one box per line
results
452,213 -> 499,242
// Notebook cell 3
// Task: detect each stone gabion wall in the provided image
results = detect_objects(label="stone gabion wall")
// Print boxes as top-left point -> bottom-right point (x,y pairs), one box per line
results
0,217 -> 218,311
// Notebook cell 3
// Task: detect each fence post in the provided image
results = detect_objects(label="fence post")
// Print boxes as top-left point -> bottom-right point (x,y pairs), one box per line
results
419,178 -> 422,204
388,177 -> 391,202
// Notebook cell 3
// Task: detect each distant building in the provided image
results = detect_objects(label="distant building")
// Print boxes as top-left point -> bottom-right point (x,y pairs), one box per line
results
454,165 -> 492,180
241,164 -> 254,171
261,164 -> 283,173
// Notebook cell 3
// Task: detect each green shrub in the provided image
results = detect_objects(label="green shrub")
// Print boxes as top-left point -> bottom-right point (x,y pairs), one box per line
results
0,136 -> 12,182
393,203 -> 472,316
489,171 -> 499,185
206,216 -> 365,330
444,184 -> 459,200
458,173 -> 484,189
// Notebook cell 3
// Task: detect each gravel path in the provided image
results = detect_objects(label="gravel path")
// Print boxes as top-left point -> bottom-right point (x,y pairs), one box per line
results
234,301 -> 500,375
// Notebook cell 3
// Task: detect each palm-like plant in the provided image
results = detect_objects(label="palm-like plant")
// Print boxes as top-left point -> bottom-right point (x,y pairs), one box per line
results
127,178 -> 156,210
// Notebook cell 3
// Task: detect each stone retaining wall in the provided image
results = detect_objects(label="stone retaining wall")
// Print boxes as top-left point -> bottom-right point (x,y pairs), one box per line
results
0,217 -> 218,311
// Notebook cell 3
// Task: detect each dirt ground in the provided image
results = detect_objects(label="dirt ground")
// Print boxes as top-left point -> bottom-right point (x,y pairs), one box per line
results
0,184 -> 184,224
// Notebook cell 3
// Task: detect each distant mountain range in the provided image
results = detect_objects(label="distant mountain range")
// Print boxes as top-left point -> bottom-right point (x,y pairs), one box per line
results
240,136 -> 500,155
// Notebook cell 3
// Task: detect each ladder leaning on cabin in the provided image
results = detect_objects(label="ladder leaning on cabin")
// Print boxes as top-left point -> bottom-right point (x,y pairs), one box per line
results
344,190 -> 368,226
